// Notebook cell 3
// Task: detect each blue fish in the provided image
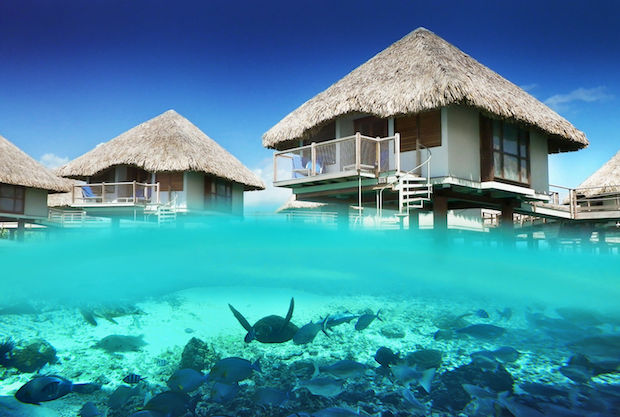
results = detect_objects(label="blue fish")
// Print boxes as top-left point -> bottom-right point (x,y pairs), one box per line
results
167,368 -> 208,393
15,375 -> 100,405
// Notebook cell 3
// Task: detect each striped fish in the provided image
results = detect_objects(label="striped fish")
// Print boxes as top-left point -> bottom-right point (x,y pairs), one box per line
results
122,373 -> 146,384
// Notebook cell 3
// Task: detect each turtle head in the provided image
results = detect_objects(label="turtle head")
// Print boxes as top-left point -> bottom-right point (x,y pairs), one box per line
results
244,328 -> 256,343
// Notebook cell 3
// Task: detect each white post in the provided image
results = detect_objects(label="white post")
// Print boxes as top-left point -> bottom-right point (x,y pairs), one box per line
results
355,132 -> 361,171
273,154 -> 277,182
311,143 -> 317,175
395,133 -> 401,173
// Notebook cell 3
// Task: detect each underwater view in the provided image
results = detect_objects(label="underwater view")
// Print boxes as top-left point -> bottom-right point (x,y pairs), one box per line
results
1,219 -> 619,417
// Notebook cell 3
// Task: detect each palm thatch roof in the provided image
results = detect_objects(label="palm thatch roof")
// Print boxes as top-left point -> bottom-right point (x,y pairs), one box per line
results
276,195 -> 327,212
57,110 -> 265,191
576,150 -> 620,197
263,28 -> 588,153
0,135 -> 72,193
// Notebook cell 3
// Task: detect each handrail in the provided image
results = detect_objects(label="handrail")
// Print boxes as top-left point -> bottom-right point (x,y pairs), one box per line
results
273,134 -> 399,156
377,142 -> 432,216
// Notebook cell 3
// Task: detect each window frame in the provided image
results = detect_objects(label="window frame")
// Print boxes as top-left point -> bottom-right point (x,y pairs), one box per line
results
480,116 -> 531,186
0,183 -> 26,214
204,176 -> 233,213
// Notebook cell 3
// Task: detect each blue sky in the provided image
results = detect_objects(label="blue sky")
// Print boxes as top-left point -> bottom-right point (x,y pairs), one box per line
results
1,0 -> 618,209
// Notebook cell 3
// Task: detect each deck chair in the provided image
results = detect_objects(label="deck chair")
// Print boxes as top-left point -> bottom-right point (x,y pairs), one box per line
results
81,185 -> 101,202
292,154 -> 310,178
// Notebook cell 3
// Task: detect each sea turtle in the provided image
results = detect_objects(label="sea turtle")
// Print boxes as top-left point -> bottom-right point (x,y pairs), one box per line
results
228,297 -> 298,343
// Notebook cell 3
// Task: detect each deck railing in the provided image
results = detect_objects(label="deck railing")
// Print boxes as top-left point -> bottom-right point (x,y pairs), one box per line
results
543,184 -> 620,218
273,133 -> 400,182
71,182 -> 160,206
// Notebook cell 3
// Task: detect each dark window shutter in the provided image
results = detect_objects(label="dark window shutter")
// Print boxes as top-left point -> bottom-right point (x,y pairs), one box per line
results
480,115 -> 493,182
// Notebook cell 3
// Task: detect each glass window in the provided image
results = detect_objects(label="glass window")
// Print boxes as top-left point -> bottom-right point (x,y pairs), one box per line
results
493,121 -> 502,151
205,177 -> 232,213
0,183 -> 25,214
484,120 -> 530,184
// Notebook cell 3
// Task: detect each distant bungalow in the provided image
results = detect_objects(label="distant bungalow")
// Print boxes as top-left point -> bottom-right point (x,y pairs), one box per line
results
574,150 -> 620,212
0,135 -> 71,237
55,110 -> 264,220
263,28 -> 588,229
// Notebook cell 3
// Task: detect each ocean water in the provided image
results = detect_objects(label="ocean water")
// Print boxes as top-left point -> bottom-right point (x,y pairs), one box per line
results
0,218 -> 619,416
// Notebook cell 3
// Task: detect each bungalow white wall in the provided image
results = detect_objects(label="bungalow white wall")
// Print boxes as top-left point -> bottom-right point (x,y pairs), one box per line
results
24,188 -> 49,218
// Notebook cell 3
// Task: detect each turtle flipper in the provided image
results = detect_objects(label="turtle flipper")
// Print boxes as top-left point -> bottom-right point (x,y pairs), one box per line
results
283,297 -> 294,325
229,304 -> 252,332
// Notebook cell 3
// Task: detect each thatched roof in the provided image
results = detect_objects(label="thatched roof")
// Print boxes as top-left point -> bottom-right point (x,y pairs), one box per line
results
263,28 -> 588,153
576,150 -> 620,197
276,195 -> 326,212
57,110 -> 265,191
0,135 -> 72,193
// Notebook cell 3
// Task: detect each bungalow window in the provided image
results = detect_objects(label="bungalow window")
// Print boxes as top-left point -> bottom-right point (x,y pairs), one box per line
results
156,172 -> 184,192
205,177 -> 232,212
395,110 -> 442,152
480,116 -> 530,185
353,116 -> 388,138
0,183 -> 25,214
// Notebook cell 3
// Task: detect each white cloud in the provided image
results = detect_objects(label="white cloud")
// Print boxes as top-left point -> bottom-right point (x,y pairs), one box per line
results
244,158 -> 291,211
545,86 -> 613,111
519,83 -> 538,92
39,153 -> 69,169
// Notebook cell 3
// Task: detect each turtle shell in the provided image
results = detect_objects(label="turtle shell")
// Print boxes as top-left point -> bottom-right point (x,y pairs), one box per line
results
252,315 -> 299,343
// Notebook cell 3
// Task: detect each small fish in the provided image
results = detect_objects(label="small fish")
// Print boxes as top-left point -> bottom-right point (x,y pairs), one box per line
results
401,388 -> 427,415
108,385 -> 139,409
294,316 -> 330,345
255,387 -> 289,407
433,329 -> 454,340
15,375 -> 100,405
325,312 -> 359,329
297,376 -> 345,397
455,324 -> 506,339
167,368 -> 208,393
374,347 -> 399,368
475,309 -> 489,318
79,401 -> 102,417
319,360 -> 367,379
208,357 -> 261,384
492,346 -> 520,363
80,308 -> 98,326
390,365 -> 435,393
143,391 -> 191,416
123,373 -> 147,384
211,382 -> 240,403
312,407 -> 365,417
355,310 -> 382,330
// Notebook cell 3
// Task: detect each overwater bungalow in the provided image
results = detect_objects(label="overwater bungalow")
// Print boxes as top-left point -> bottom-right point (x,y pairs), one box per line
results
0,135 -> 71,238
55,110 -> 264,222
264,28 -> 589,229
573,150 -> 620,213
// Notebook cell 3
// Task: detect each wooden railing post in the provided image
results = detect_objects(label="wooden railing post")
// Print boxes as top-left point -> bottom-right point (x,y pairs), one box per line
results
101,182 -> 105,204
375,138 -> 380,176
394,133 -> 401,173
133,181 -> 136,202
355,132 -> 361,171
273,154 -> 277,182
311,142 -> 317,175
71,185 -> 75,204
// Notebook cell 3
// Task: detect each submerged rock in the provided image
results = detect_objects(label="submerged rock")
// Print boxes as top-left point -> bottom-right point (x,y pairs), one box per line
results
0,396 -> 60,417
380,324 -> 405,339
430,362 -> 514,412
180,337 -> 218,371
11,339 -> 57,373
93,335 -> 146,353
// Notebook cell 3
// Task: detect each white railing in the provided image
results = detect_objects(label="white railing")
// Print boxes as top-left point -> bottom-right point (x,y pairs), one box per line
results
540,184 -> 620,219
71,182 -> 160,206
273,133 -> 400,182
377,142 -> 432,216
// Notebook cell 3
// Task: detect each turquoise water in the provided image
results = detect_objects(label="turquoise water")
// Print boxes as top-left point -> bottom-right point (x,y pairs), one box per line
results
0,219 -> 619,416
